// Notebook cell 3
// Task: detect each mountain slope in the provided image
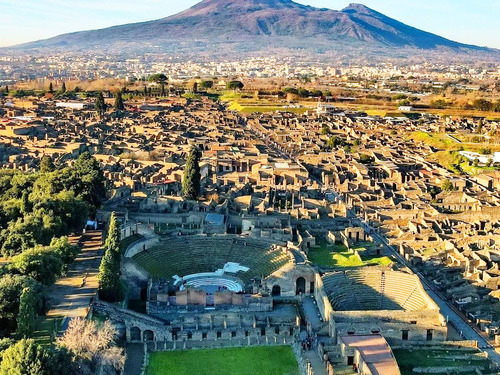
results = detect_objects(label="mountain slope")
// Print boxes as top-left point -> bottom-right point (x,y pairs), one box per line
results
13,0 -> 488,54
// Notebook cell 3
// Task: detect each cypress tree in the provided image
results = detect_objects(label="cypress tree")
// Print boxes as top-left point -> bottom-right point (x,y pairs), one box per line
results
5,85 -> 8,93
17,287 -> 36,338
182,147 -> 201,200
95,92 -> 107,117
61,82 -> 66,93
48,82 -> 53,94
114,91 -> 125,111
98,212 -> 122,302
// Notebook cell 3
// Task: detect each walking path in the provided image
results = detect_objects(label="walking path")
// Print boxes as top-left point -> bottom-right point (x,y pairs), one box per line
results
303,349 -> 328,375
302,295 -> 324,331
35,230 -> 103,341
124,344 -> 145,375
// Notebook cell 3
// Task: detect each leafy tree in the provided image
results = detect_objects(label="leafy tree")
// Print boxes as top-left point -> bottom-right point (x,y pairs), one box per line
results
148,73 -> 168,84
95,92 -> 107,116
326,136 -> 346,149
17,287 -> 36,338
297,88 -> 310,98
0,339 -> 52,375
182,147 -> 201,200
10,247 -> 63,285
199,80 -> 213,90
320,126 -> 330,135
359,154 -> 374,164
226,81 -> 244,90
473,99 -> 492,112
0,338 -> 14,355
0,275 -> 44,336
62,152 -> 106,216
114,91 -> 125,111
1,215 -> 43,256
40,156 -> 55,173
311,89 -> 323,97
98,212 -> 122,302
50,236 -> 79,267
441,179 -> 454,192
20,191 -> 32,214
282,87 -> 298,95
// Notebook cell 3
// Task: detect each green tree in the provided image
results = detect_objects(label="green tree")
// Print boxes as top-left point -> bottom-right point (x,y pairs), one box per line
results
48,82 -> 53,94
4,86 -> 8,94
61,82 -> 66,93
0,339 -> 52,375
473,99 -> 492,112
114,91 -> 125,111
95,92 -> 107,116
20,191 -> 32,214
320,125 -> 330,135
359,154 -> 374,164
441,179 -> 454,191
182,147 -> 201,200
199,80 -> 213,90
148,73 -> 168,84
65,152 -> 106,216
297,88 -> 310,98
98,212 -> 123,302
0,275 -> 44,336
226,81 -> 244,90
10,247 -> 63,285
17,287 -> 36,338
40,156 -> 55,173
282,87 -> 298,95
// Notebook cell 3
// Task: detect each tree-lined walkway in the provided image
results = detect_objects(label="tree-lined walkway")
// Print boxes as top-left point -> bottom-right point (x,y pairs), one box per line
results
34,230 -> 103,343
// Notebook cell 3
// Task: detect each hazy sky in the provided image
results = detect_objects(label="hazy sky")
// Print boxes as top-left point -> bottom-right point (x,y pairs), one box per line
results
0,0 -> 498,48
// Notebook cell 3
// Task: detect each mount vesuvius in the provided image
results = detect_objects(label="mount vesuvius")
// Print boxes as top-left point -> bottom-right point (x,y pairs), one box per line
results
10,0 -> 495,59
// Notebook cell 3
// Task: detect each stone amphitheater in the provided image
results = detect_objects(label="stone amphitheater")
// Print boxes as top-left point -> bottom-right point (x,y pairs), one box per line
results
91,225 -> 458,375
131,236 -> 292,288
315,268 -> 447,344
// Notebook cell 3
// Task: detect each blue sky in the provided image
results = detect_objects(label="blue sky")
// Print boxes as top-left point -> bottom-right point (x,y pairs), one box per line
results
0,0 -> 498,48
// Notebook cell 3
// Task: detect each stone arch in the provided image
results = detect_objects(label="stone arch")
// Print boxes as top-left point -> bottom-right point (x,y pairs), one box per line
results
143,330 -> 154,342
272,285 -> 281,296
296,277 -> 306,295
130,326 -> 141,341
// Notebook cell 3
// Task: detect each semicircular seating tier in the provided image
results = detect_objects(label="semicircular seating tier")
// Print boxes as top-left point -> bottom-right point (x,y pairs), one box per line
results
132,236 -> 292,285
321,269 -> 433,311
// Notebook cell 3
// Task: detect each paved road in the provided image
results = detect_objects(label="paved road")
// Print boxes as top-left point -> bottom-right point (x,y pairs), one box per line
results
304,349 -> 328,375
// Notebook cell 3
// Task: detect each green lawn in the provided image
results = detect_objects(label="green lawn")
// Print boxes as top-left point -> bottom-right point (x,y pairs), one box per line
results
308,241 -> 393,268
147,346 -> 300,375
393,348 -> 491,375
308,243 -> 363,267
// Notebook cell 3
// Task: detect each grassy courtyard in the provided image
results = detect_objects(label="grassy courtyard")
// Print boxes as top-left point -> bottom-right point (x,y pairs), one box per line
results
147,346 -> 300,375
393,348 -> 491,375
307,240 -> 393,268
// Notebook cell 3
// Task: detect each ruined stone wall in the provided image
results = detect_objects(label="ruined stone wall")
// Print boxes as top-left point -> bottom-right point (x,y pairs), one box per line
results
314,273 -> 334,321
